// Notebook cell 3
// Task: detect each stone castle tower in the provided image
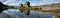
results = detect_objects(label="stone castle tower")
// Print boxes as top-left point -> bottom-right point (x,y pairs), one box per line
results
24,1 -> 31,15
19,4 -> 23,6
19,4 -> 24,13
24,1 -> 30,7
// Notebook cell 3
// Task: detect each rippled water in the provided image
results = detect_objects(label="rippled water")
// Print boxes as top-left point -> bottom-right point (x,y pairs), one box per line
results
2,9 -> 53,18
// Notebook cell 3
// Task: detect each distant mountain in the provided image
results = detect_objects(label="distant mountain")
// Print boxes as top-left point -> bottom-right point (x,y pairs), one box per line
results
40,3 -> 60,7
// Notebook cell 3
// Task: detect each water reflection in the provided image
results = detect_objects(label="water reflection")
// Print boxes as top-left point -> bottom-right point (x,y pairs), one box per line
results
2,9 -> 53,18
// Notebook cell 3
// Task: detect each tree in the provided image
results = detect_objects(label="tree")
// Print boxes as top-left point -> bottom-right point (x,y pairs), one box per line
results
0,2 -> 8,13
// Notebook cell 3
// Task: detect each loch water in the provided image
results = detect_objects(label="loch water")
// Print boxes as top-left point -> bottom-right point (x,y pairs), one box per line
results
2,9 -> 54,18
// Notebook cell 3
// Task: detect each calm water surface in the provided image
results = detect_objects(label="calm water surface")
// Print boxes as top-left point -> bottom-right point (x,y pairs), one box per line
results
2,9 -> 53,18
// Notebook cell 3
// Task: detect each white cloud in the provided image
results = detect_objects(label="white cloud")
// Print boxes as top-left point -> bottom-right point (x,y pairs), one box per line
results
0,0 -> 22,6
0,0 -> 60,6
30,0 -> 60,6
0,0 -> 7,2
3,0 -> 16,4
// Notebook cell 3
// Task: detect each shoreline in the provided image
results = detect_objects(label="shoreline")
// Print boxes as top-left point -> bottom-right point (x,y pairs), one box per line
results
32,9 -> 60,13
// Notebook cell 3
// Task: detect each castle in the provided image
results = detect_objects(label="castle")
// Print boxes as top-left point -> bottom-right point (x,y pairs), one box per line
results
19,1 -> 31,15
19,1 -> 30,7
19,1 -> 42,10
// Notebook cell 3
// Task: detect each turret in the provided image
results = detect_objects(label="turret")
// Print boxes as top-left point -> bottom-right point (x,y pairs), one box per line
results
19,3 -> 23,6
24,1 -> 31,7
26,1 -> 30,7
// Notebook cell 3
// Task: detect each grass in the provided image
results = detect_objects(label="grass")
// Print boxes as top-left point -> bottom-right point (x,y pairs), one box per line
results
32,9 -> 60,13
56,15 -> 60,18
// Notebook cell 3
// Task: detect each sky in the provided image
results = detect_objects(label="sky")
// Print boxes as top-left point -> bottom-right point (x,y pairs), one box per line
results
0,0 -> 60,6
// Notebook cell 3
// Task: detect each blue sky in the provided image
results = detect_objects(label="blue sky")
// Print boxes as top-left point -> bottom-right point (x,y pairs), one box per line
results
0,0 -> 60,6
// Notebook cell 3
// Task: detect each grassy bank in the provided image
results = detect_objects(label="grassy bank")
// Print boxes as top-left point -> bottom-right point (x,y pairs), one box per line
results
32,9 -> 60,13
